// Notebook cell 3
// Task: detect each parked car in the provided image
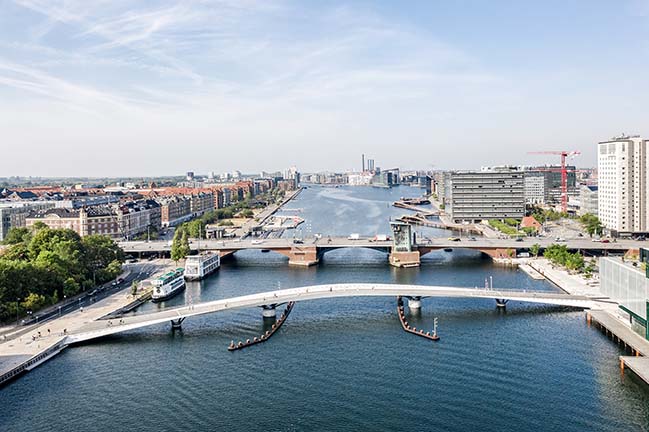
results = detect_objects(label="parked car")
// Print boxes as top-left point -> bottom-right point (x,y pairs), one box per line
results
467,237 -> 477,241
515,237 -> 524,242
448,237 -> 461,242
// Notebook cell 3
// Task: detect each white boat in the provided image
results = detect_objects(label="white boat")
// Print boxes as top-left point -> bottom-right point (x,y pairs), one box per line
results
184,252 -> 220,281
151,268 -> 185,302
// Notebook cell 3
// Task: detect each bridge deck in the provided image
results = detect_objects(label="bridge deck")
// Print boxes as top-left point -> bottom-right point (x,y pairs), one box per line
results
67,284 -> 597,344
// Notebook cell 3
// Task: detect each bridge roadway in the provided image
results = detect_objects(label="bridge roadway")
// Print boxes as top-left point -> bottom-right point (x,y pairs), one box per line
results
119,236 -> 638,259
66,283 -> 601,344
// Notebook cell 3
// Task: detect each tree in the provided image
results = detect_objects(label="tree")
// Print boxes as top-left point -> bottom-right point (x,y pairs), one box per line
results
170,229 -> 190,262
21,293 -> 48,311
2,227 -> 31,245
529,243 -> 541,258
579,213 -> 603,237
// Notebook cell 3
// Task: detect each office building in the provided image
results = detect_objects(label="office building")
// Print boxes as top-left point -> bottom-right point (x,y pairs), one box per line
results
449,171 -> 525,223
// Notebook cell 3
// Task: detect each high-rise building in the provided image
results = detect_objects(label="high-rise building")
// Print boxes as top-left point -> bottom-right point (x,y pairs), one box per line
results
597,135 -> 648,235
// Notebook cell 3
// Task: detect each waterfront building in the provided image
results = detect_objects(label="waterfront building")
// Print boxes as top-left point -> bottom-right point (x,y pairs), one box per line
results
348,172 -> 373,186
597,135 -> 649,235
578,185 -> 599,217
600,252 -> 649,340
448,170 -> 525,223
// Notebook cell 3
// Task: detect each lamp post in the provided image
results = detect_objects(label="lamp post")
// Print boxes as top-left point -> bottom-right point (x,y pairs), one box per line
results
15,299 -> 19,326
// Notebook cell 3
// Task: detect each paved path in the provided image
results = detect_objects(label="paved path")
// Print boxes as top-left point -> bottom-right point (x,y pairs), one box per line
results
0,260 -> 173,381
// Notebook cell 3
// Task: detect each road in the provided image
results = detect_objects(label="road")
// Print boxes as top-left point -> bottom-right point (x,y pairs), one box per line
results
119,236 -> 641,254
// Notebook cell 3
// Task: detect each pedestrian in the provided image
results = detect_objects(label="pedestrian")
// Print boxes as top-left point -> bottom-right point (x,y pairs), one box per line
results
47,329 -> 50,335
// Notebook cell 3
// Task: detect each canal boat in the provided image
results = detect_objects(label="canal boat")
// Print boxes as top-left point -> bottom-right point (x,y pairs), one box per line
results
151,268 -> 186,302
184,252 -> 220,281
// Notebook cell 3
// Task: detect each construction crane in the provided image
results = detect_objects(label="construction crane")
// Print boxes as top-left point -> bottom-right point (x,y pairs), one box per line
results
528,150 -> 581,213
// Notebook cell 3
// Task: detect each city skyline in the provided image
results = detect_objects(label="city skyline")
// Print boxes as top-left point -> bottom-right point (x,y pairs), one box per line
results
2,1 -> 649,176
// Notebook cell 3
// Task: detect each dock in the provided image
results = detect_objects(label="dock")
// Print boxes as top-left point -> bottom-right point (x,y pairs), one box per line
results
587,310 -> 649,386
228,302 -> 295,351
396,297 -> 439,342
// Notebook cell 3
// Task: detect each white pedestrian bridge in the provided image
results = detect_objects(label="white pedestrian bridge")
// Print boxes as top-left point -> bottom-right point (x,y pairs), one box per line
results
66,284 -> 607,344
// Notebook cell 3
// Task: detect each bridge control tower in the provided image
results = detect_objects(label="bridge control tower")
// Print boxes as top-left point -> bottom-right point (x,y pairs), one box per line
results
389,221 -> 420,267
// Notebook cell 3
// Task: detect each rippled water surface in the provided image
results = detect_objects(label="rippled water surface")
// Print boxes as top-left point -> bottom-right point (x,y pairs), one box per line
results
1,186 -> 648,432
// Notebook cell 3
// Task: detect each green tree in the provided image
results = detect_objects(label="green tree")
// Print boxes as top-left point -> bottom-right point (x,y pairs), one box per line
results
170,229 -> 190,261
21,293 -> 48,311
529,243 -> 541,257
579,213 -> 603,237
2,227 -> 31,245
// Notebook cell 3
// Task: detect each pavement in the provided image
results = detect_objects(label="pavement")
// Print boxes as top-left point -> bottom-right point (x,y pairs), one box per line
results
0,260 -> 173,379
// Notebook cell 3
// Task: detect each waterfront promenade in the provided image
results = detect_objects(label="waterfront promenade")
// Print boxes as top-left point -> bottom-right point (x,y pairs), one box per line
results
0,260 -> 172,386
527,257 -> 649,386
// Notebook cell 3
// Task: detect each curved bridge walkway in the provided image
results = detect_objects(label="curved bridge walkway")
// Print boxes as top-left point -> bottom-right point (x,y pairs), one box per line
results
66,284 -> 602,344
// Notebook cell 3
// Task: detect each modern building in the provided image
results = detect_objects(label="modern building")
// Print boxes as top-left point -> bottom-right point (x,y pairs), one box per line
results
523,171 -> 547,205
600,252 -> 649,340
448,171 -> 525,223
578,185 -> 598,217
597,135 -> 649,236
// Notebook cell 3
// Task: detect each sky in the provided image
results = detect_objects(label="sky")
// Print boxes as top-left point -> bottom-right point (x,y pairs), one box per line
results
1,0 -> 649,177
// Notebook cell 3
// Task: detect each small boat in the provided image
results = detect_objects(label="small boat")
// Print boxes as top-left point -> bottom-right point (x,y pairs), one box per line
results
443,248 -> 453,252
261,249 -> 270,253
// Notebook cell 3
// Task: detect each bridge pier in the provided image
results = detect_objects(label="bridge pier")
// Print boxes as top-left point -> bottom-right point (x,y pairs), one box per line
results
407,296 -> 422,310
287,246 -> 319,267
389,251 -> 420,268
261,305 -> 277,318
171,317 -> 185,329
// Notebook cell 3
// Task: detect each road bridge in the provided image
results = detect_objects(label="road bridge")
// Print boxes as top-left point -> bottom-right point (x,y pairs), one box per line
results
120,236 -> 639,267
66,283 -> 602,344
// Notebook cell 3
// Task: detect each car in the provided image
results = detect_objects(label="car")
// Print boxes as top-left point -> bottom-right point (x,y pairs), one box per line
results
515,237 -> 524,242
467,237 -> 477,241
601,239 -> 610,243
591,238 -> 601,242
555,237 -> 566,242
448,237 -> 461,242
293,238 -> 304,244
88,289 -> 98,296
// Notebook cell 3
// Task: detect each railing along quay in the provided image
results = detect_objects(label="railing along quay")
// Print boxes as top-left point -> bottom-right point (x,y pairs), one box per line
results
397,296 -> 439,342
228,302 -> 295,351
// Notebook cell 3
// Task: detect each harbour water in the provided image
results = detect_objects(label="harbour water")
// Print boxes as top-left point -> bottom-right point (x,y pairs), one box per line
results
1,186 -> 648,431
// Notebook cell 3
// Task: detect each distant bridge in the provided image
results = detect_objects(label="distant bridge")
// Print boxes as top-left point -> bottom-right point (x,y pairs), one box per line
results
119,236 -> 638,267
66,284 -> 602,344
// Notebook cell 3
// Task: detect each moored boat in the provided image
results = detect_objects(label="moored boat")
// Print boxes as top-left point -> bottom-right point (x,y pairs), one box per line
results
184,252 -> 220,281
151,268 -> 185,302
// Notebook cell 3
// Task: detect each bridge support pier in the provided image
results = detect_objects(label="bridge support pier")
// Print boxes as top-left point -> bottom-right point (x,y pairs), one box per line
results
495,299 -> 509,309
171,318 -> 185,329
389,251 -> 420,268
407,296 -> 422,310
261,305 -> 277,318
287,246 -> 319,267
